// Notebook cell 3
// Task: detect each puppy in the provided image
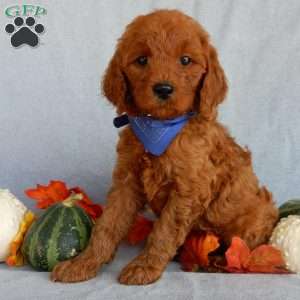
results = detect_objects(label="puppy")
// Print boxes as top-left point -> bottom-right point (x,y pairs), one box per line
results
51,9 -> 278,285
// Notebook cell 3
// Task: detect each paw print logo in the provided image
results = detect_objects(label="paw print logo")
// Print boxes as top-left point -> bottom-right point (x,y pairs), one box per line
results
5,17 -> 44,48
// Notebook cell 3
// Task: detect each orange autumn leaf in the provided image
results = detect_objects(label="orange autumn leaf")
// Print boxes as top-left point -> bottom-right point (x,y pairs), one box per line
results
225,236 -> 289,273
25,180 -> 103,220
25,180 -> 69,209
77,201 -> 103,220
6,211 -> 37,267
180,231 -> 220,271
246,245 -> 288,273
225,236 -> 250,272
126,215 -> 153,245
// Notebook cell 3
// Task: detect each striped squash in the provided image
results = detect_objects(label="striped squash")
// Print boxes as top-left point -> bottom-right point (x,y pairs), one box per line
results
21,198 -> 93,271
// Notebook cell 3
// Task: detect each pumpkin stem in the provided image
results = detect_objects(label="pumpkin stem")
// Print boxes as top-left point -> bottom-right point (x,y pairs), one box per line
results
62,192 -> 83,207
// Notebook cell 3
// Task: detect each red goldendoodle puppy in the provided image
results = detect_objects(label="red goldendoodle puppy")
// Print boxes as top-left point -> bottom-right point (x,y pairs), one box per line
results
51,9 -> 278,285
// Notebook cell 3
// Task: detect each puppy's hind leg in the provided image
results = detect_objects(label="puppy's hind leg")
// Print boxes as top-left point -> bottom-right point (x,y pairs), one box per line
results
223,187 -> 279,249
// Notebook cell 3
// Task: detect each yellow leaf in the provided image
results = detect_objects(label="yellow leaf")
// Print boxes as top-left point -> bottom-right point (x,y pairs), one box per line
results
6,210 -> 36,267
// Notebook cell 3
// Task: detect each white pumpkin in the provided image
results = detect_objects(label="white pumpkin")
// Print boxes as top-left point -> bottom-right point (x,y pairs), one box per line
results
0,189 -> 27,261
270,215 -> 300,273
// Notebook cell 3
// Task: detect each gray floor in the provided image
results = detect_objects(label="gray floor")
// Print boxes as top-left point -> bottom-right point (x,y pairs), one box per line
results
0,244 -> 299,300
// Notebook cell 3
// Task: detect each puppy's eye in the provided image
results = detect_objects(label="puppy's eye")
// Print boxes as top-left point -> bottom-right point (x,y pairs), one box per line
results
180,56 -> 192,66
136,56 -> 148,66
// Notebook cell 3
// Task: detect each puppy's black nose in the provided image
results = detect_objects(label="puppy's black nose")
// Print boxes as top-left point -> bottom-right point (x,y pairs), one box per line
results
152,83 -> 174,100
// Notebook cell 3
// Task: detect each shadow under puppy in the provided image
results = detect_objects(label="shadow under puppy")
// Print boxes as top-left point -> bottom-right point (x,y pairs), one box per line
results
51,9 -> 278,285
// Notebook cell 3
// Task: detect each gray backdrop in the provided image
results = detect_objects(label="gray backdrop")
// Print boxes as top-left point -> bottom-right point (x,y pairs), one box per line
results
1,0 -> 300,211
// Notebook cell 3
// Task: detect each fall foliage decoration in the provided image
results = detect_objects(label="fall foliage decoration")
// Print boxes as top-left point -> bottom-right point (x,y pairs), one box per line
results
126,215 -> 154,245
25,180 -> 155,245
6,179 -> 289,275
5,180 -> 103,268
224,236 -> 290,273
6,211 -> 36,266
25,180 -> 102,220
179,231 -> 220,271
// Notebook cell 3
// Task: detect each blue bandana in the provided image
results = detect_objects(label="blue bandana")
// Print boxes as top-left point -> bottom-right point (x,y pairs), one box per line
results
113,113 -> 195,156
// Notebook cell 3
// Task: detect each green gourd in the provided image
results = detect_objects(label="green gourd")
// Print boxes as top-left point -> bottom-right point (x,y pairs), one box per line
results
21,194 -> 93,271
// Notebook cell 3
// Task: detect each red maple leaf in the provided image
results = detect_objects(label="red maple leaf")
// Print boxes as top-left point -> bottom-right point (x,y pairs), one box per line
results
225,236 -> 250,272
25,181 -> 69,209
126,215 -> 154,245
25,180 -> 102,220
179,231 -> 220,271
225,236 -> 290,273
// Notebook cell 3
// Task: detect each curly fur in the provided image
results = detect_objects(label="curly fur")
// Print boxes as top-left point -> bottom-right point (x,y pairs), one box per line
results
51,9 -> 278,285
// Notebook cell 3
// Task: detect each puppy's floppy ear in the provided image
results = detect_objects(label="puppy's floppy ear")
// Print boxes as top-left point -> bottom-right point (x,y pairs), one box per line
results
102,51 -> 127,114
197,43 -> 228,120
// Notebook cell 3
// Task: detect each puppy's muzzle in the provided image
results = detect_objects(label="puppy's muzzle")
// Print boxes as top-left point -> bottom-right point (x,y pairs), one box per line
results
152,82 -> 174,100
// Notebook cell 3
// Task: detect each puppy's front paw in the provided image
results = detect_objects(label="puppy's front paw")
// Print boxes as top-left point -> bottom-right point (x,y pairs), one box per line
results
118,261 -> 162,285
50,255 -> 100,283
